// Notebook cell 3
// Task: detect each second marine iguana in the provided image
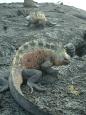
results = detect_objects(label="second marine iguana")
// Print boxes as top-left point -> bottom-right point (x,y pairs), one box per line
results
4,39 -> 70,115
26,11 -> 55,27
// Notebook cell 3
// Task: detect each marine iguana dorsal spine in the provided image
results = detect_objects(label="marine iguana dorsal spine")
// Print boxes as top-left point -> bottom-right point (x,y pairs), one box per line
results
9,39 -> 70,115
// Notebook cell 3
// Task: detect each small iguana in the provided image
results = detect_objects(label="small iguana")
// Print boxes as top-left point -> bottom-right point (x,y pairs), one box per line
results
26,11 -> 55,27
0,39 -> 70,115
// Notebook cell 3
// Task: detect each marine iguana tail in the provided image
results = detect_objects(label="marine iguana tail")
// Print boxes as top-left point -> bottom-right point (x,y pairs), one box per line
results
9,67 -> 49,115
9,39 -> 70,114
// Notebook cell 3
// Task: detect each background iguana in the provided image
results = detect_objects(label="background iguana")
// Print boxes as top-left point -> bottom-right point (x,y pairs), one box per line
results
0,39 -> 70,115
26,11 -> 55,27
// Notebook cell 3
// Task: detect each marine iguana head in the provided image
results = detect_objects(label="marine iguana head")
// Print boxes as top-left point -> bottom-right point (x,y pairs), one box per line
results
53,48 -> 70,66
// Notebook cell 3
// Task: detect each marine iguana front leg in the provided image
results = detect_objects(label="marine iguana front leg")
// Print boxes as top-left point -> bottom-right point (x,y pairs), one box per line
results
41,60 -> 58,76
22,60 -> 58,93
22,69 -> 46,93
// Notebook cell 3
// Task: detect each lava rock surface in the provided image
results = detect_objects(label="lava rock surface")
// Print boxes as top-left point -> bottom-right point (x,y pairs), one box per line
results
0,2 -> 86,115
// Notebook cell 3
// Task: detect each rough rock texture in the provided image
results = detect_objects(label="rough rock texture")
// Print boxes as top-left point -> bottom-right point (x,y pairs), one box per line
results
0,2 -> 86,115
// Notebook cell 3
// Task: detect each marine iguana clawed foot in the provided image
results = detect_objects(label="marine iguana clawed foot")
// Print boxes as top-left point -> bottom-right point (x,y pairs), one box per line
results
27,82 -> 46,93
0,77 -> 8,92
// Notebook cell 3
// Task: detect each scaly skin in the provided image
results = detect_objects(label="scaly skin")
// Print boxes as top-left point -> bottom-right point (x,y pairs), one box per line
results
21,49 -> 70,69
9,39 -> 70,114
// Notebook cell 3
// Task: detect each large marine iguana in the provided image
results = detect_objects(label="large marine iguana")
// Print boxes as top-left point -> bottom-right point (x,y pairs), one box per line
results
0,39 -> 70,115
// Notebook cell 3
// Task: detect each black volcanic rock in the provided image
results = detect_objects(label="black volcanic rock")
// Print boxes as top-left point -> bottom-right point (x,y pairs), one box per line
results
0,2 -> 86,115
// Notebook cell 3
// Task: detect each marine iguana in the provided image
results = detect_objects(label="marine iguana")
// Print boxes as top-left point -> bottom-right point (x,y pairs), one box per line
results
26,11 -> 55,27
1,39 -> 70,115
